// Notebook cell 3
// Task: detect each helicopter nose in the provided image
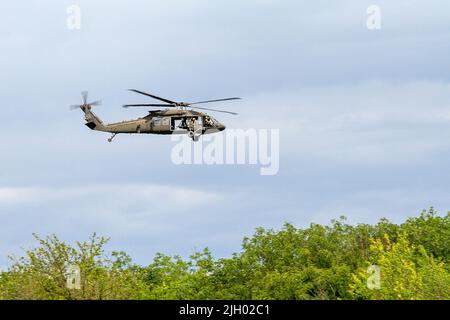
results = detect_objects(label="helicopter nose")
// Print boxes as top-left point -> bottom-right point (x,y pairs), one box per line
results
218,123 -> 226,131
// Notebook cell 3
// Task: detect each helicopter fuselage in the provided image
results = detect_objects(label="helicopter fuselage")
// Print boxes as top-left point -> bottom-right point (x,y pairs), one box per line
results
83,106 -> 225,142
74,89 -> 237,142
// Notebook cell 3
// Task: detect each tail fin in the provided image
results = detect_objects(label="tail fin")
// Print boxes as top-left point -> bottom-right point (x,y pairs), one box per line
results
71,92 -> 105,131
82,105 -> 105,131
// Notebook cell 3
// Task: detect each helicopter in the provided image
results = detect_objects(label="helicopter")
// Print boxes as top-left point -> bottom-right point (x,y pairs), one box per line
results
71,89 -> 240,142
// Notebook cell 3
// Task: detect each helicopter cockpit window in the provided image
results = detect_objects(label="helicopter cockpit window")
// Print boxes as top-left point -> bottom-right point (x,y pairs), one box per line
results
205,116 -> 219,126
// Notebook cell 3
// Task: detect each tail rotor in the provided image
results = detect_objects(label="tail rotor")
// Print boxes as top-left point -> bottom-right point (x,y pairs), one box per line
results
70,91 -> 102,110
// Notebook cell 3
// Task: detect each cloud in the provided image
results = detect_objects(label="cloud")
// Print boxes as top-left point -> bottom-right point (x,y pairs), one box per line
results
0,184 -> 224,265
0,184 -> 221,209
0,188 -> 41,206
231,80 -> 450,167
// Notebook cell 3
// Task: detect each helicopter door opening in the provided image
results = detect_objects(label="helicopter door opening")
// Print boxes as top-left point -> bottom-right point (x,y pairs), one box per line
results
171,118 -> 185,132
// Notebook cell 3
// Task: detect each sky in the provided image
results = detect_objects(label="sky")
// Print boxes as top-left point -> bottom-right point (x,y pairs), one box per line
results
1,0 -> 450,266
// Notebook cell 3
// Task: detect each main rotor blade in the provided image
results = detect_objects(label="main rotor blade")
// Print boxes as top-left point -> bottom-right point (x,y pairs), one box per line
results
123,103 -> 175,108
90,100 -> 102,106
81,91 -> 88,105
70,104 -> 81,110
189,97 -> 241,105
190,106 -> 238,115
128,89 -> 176,104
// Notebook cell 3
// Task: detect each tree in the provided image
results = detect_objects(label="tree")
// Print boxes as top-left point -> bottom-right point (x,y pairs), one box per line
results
1,209 -> 448,300
349,234 -> 450,300
0,234 -> 144,300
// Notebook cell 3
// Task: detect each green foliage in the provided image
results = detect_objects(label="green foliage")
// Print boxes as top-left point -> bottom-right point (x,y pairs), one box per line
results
402,208 -> 450,261
0,234 -> 144,299
349,234 -> 450,299
0,209 -> 449,300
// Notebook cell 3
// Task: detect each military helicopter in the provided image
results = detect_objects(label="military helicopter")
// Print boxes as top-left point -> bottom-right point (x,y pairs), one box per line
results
71,89 -> 240,142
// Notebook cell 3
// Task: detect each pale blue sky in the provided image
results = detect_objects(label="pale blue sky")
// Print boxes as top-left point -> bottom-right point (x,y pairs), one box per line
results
1,0 -> 450,266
